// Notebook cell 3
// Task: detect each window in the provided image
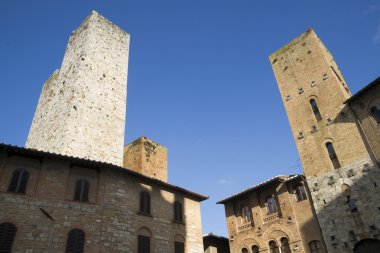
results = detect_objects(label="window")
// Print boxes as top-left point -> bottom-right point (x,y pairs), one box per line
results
281,237 -> 291,253
241,206 -> 252,223
310,99 -> 322,121
252,245 -> 260,253
370,106 -> 380,123
266,196 -> 278,215
347,195 -> 358,213
241,248 -> 249,253
309,240 -> 322,253
326,142 -> 340,169
8,169 -> 29,194
269,240 -> 280,253
139,191 -> 151,214
138,228 -> 151,253
65,229 -> 85,253
0,222 -> 17,252
174,201 -> 183,222
74,179 -> 89,202
294,185 -> 307,201
174,235 -> 185,253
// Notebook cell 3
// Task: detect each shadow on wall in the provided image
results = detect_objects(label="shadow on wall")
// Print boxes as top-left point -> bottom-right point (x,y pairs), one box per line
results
300,165 -> 380,253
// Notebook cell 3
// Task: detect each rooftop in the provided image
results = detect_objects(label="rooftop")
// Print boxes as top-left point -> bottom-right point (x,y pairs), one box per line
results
217,174 -> 302,204
345,76 -> 380,104
0,143 -> 208,202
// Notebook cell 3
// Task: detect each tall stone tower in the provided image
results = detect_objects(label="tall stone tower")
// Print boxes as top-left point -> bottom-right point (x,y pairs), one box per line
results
270,29 -> 380,252
26,11 -> 130,166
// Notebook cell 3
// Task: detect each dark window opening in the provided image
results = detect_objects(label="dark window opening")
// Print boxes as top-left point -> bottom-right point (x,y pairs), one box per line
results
326,142 -> 340,169
174,201 -> 183,222
269,240 -> 280,253
241,206 -> 252,223
74,179 -> 89,202
138,235 -> 150,253
175,241 -> 184,253
266,196 -> 278,215
252,245 -> 260,253
370,106 -> 380,123
241,248 -> 249,253
295,185 -> 307,201
310,99 -> 322,121
281,237 -> 291,253
65,228 -> 85,253
8,169 -> 29,194
0,222 -> 17,252
139,191 -> 151,214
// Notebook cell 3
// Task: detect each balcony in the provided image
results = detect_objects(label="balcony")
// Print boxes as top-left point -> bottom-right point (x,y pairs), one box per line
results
238,222 -> 254,231
263,212 -> 281,223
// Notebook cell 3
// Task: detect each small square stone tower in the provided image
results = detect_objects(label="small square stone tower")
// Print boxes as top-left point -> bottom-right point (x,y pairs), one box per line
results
270,29 -> 380,252
26,11 -> 130,166
123,137 -> 168,182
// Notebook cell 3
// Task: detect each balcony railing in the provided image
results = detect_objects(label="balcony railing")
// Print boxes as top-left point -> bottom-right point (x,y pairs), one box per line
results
263,213 -> 281,223
238,222 -> 254,231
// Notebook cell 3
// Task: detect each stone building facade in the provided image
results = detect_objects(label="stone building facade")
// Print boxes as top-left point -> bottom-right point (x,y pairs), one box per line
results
0,11 -> 207,253
269,29 -> 380,253
218,175 -> 326,253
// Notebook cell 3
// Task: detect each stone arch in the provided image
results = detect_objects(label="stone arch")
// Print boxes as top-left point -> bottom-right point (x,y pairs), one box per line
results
353,239 -> 380,253
138,227 -> 152,237
241,237 -> 260,249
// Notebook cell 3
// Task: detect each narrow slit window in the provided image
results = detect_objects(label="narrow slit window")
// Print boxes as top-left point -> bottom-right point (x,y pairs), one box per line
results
326,142 -> 340,169
8,169 -> 29,194
310,99 -> 322,121
139,191 -> 151,214
174,201 -> 183,222
74,179 -> 89,202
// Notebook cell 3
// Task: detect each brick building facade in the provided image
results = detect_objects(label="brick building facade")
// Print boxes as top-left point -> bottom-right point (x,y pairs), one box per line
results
269,29 -> 380,253
0,11 -> 207,253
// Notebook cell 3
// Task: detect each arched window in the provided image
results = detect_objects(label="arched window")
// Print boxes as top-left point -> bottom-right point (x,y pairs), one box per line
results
65,228 -> 85,253
294,184 -> 307,202
370,106 -> 380,123
309,240 -> 322,253
281,237 -> 291,253
241,206 -> 252,223
241,248 -> 249,253
139,191 -> 151,214
326,142 -> 340,169
252,245 -> 260,253
138,227 -> 151,253
269,240 -> 280,253
0,222 -> 17,252
266,196 -> 278,215
174,201 -> 183,222
174,234 -> 185,253
310,99 -> 322,121
8,169 -> 29,194
73,179 -> 89,202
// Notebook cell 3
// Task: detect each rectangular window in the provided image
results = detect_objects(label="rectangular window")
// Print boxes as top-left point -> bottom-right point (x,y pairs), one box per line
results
138,235 -> 150,253
175,242 -> 184,253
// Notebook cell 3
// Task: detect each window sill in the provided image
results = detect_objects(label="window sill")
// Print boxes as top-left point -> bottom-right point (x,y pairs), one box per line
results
172,220 -> 185,225
137,211 -> 152,217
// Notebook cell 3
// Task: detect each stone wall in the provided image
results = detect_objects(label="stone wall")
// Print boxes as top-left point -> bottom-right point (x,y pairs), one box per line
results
0,148 -> 205,253
26,11 -> 130,166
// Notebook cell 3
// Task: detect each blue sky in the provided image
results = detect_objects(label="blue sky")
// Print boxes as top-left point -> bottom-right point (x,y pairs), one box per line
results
0,1 -> 379,236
